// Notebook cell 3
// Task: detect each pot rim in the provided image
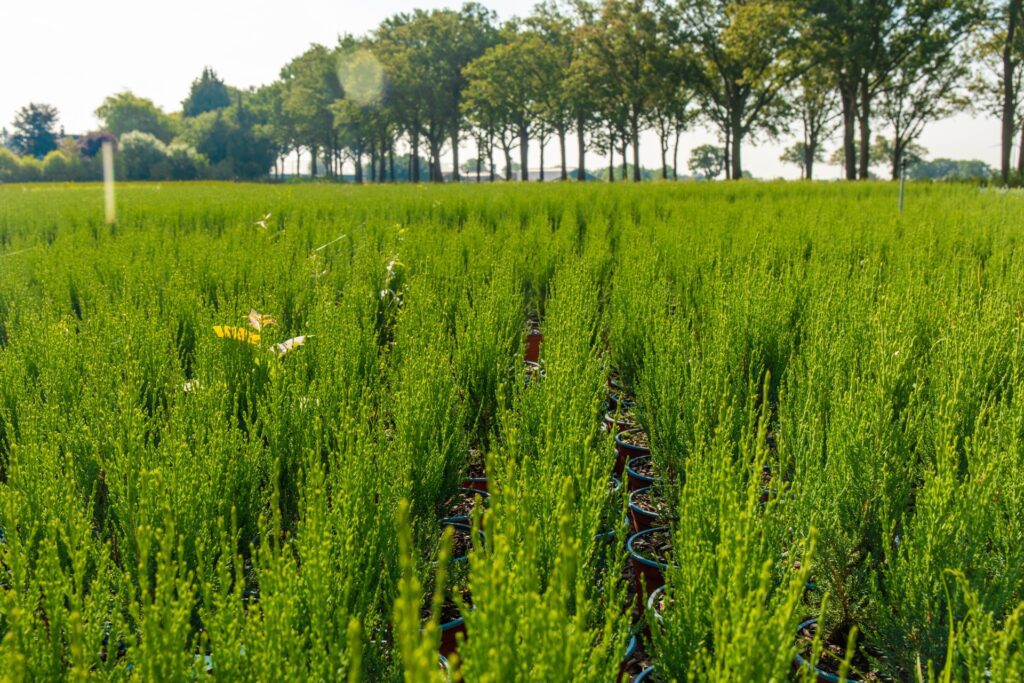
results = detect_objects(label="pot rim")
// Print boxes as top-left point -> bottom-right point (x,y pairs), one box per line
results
628,486 -> 663,521
615,429 -> 651,453
792,618 -> 863,683
626,527 -> 673,569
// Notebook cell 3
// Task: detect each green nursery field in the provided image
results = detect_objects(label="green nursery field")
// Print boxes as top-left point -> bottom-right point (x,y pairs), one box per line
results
1,181 -> 1024,681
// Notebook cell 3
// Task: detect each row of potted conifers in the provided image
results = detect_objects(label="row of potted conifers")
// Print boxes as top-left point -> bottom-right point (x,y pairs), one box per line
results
435,325 -> 539,666
606,394 -> 846,683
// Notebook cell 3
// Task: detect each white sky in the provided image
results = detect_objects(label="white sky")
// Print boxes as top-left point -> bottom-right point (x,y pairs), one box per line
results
1,0 -> 1000,179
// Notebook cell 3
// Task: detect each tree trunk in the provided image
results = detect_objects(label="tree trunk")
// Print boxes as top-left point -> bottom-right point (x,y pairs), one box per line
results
660,133 -> 669,179
576,115 -> 586,181
729,110 -> 743,180
1017,122 -> 1024,174
608,141 -> 614,181
489,131 -> 495,182
723,125 -> 731,180
356,154 -> 364,183
503,145 -> 513,181
857,77 -> 871,180
621,141 -> 627,181
296,150 -> 301,177
519,126 -> 529,181
632,114 -> 641,182
476,155 -> 482,182
370,148 -> 377,182
431,142 -> 443,182
673,131 -> 680,180
1003,0 -> 1021,182
805,143 -> 815,180
451,127 -> 460,183
389,144 -> 395,182
839,80 -> 858,180
311,144 -> 318,177
559,130 -> 567,180
539,134 -> 545,181
411,131 -> 420,183
891,138 -> 902,181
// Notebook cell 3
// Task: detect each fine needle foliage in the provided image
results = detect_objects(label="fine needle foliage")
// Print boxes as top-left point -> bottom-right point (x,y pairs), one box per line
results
1,181 -> 1024,680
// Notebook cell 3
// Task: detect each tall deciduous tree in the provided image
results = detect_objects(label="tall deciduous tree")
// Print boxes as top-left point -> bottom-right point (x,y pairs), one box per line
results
972,0 -> 1024,181
9,103 -> 60,159
682,0 -> 807,180
374,5 -> 496,183
528,3 -> 577,180
280,45 -> 342,177
878,44 -> 971,179
463,23 -> 549,181
581,0 -> 668,181
791,62 -> 841,180
95,92 -> 176,143
810,0 -> 984,179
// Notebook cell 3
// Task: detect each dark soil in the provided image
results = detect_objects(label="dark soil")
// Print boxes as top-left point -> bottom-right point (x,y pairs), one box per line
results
465,461 -> 486,480
620,430 -> 650,449
423,586 -> 472,624
632,528 -> 672,565
445,523 -> 473,558
629,456 -> 655,479
621,638 -> 654,679
796,621 -> 880,681
443,489 -> 486,521
632,488 -> 673,519
608,405 -> 638,426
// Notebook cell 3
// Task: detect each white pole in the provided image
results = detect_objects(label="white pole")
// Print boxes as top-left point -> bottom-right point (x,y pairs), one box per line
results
102,141 -> 116,224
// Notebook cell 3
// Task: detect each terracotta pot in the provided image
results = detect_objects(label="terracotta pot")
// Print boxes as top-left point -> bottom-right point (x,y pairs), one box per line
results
461,476 -> 488,493
525,331 -> 543,363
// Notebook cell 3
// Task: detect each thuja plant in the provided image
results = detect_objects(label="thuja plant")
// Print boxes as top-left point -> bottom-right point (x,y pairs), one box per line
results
870,394 -> 1024,678
452,262 -> 522,450
460,263 -> 629,680
650,397 -> 815,682
605,242 -> 663,390
635,303 -> 693,479
393,499 -> 450,683
383,276 -> 469,536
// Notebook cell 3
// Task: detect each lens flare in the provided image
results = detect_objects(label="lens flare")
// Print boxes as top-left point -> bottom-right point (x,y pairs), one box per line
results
337,49 -> 385,107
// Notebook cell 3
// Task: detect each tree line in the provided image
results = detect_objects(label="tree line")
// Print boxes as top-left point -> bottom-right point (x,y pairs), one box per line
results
1,0 -> 1017,183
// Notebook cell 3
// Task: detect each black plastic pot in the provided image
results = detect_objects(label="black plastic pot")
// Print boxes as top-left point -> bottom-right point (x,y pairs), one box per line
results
792,619 -> 863,683
628,486 -> 662,533
626,455 -> 659,492
617,634 -> 638,682
614,429 -> 650,477
439,612 -> 465,660
439,521 -> 485,562
627,527 -> 672,603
